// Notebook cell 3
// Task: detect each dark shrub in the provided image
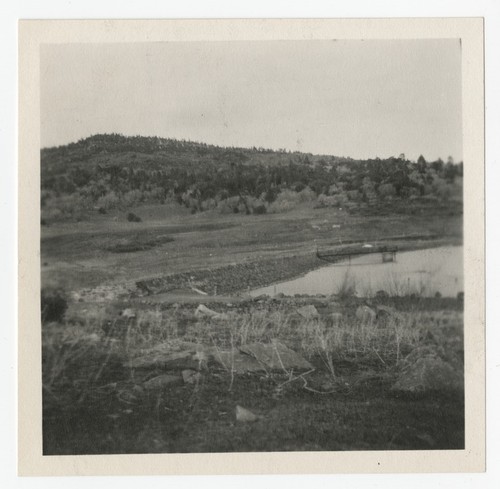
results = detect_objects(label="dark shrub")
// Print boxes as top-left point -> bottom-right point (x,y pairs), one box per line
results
105,234 -> 174,253
253,204 -> 267,215
41,288 -> 68,323
127,212 -> 142,222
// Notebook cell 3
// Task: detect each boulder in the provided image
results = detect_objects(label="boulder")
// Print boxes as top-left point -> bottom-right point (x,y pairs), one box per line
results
355,305 -> 376,324
398,345 -> 445,367
400,343 -> 462,370
392,356 -> 463,393
124,350 -> 198,370
82,333 -> 101,344
297,305 -> 319,320
239,341 -> 313,371
120,308 -> 136,319
213,349 -> 266,374
182,369 -> 201,384
236,405 -> 261,422
252,294 -> 269,302
376,305 -> 396,319
194,304 -> 229,320
117,384 -> 145,404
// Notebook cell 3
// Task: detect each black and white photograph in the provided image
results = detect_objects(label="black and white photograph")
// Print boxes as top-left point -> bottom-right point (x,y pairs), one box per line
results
16,17 -> 486,476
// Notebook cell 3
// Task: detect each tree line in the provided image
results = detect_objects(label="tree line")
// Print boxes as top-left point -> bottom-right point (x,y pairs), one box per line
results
41,134 -> 463,221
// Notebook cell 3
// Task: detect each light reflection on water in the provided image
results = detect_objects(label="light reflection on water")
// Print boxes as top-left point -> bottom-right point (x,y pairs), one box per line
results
251,246 -> 463,298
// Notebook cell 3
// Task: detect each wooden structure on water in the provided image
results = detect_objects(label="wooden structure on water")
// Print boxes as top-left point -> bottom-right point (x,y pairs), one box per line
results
316,244 -> 399,264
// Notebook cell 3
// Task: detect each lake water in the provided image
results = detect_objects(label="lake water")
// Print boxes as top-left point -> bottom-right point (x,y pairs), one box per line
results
251,246 -> 463,298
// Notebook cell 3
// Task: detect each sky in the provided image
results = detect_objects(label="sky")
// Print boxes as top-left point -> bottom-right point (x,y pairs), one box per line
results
40,40 -> 462,162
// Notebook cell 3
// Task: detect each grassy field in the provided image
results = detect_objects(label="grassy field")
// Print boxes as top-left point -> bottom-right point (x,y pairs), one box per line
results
41,200 -> 462,291
41,200 -> 464,454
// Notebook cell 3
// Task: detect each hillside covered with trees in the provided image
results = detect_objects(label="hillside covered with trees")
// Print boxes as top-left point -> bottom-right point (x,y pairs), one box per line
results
41,133 -> 463,222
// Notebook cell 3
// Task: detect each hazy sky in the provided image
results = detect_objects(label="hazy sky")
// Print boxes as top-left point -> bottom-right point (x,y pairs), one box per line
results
41,40 -> 462,161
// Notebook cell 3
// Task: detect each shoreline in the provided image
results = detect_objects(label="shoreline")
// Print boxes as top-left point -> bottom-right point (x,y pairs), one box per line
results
133,236 -> 462,299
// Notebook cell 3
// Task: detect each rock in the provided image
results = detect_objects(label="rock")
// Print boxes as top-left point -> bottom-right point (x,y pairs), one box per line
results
399,345 -> 445,366
182,369 -> 201,384
143,374 -> 183,390
239,341 -> 313,372
355,305 -> 376,324
192,350 -> 210,365
194,304 -> 229,320
117,384 -> 144,403
392,356 -> 463,393
195,304 -> 219,317
82,333 -> 101,343
376,305 -> 396,322
236,405 -> 260,422
297,305 -> 319,320
148,341 -> 203,354
213,349 -> 266,374
124,350 -> 197,370
253,294 -> 269,302
190,286 -> 208,296
399,344 -> 462,370
120,308 -> 136,319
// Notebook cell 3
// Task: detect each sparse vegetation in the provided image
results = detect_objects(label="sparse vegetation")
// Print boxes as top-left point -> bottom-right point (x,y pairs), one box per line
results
104,234 -> 174,253
126,212 -> 142,223
42,295 -> 464,454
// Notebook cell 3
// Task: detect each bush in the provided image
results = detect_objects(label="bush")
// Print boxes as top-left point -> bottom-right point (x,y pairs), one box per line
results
297,187 -> 317,203
41,288 -> 68,323
41,194 -> 91,222
315,194 -> 338,208
96,191 -> 119,211
268,190 -> 301,213
378,183 -> 396,199
217,196 -> 240,214
252,203 -> 267,215
127,212 -> 142,222
105,234 -> 174,253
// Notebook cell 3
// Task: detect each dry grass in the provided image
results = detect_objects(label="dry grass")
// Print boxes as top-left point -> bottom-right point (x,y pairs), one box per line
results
41,298 -> 464,454
43,300 -> 458,405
